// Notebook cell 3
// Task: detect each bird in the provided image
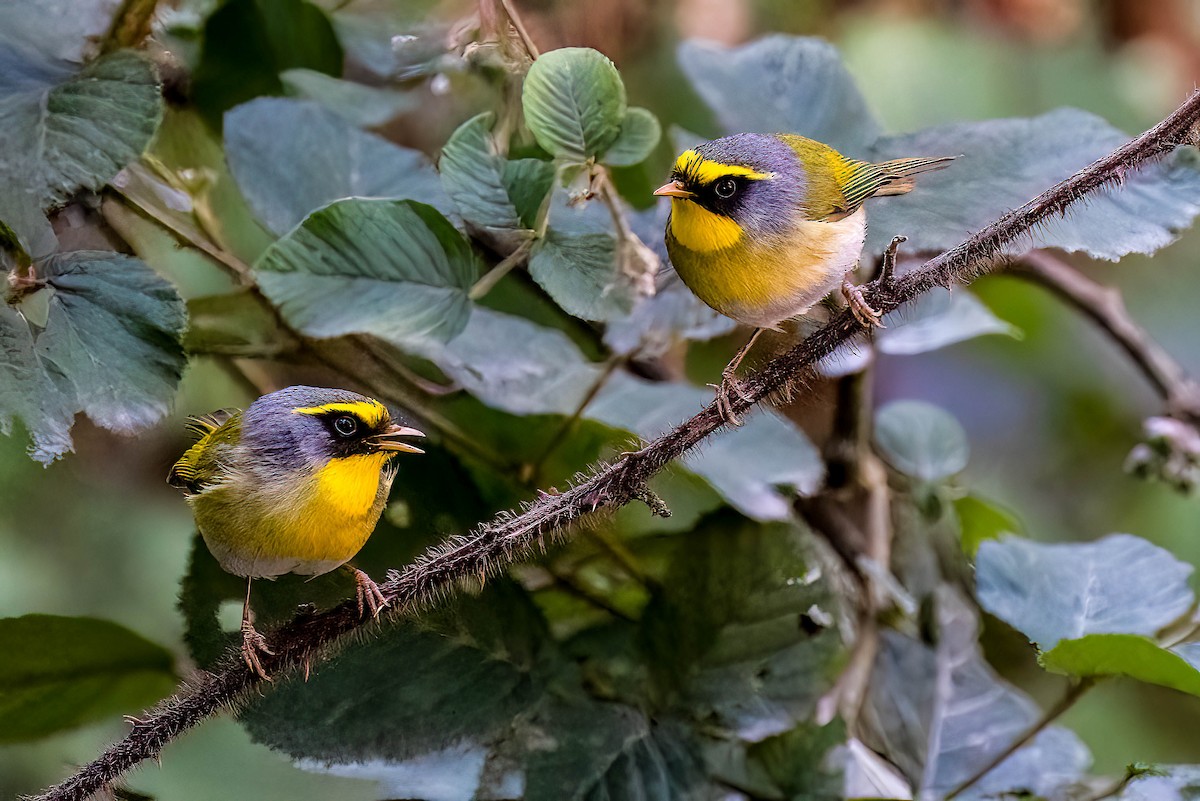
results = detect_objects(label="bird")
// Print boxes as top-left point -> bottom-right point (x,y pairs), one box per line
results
167,385 -> 424,678
655,133 -> 953,424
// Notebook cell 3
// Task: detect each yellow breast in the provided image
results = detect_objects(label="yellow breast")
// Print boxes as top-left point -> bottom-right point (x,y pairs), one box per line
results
666,205 -> 867,329
194,453 -> 393,578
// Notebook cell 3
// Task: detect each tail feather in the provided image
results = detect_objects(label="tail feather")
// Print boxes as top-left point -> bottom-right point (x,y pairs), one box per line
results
872,156 -> 955,196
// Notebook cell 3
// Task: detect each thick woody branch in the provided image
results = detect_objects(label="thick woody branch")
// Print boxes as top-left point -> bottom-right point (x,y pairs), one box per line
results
31,90 -> 1200,801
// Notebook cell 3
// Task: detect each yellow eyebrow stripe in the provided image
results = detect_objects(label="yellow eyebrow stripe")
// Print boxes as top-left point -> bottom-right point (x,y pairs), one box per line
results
292,400 -> 388,426
674,149 -> 773,184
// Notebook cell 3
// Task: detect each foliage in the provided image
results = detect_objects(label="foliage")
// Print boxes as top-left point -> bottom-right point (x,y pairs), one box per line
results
4,2 -> 1200,800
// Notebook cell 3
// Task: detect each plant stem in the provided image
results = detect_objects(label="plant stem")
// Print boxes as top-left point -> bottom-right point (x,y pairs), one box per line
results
1015,250 -> 1200,420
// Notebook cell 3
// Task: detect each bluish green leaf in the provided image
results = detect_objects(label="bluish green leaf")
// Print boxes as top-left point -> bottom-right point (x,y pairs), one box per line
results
225,98 -> 455,236
874,400 -> 969,482
0,614 -> 175,742
862,590 -> 1090,800
602,107 -> 662,167
1110,765 -> 1200,800
0,48 -> 162,256
254,198 -> 476,347
0,252 -> 186,462
0,0 -> 120,62
1041,633 -> 1200,697
522,47 -> 626,162
677,35 -> 882,156
867,109 -> 1200,260
280,68 -> 417,127
529,190 -> 638,322
591,373 -> 824,520
192,0 -> 342,128
878,288 -> 1019,355
976,533 -> 1194,650
745,721 -> 846,801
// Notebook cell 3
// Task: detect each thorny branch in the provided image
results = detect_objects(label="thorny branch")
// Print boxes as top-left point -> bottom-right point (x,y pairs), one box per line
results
30,90 -> 1200,801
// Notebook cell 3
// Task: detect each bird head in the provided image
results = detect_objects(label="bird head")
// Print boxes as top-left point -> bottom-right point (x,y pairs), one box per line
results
655,133 -> 806,252
241,386 -> 424,473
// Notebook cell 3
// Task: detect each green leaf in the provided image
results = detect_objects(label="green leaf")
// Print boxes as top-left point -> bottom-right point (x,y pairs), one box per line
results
522,47 -> 626,162
873,400 -> 969,482
0,252 -> 187,462
522,701 -> 706,801
0,49 -> 162,256
192,0 -> 343,128
242,580 -> 559,763
280,68 -> 417,127
226,97 -> 456,236
529,190 -> 638,322
0,614 -> 175,742
862,590 -> 1090,799
254,198 -> 476,348
1041,634 -> 1200,698
602,107 -> 662,167
745,720 -> 846,800
976,533 -> 1195,650
677,35 -> 882,156
439,113 -> 535,238
184,289 -> 293,357
867,109 -> 1200,260
637,513 -> 842,736
953,494 -> 1022,557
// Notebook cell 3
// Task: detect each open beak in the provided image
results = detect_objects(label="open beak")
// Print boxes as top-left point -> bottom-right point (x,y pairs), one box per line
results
653,180 -> 694,199
371,423 -> 425,454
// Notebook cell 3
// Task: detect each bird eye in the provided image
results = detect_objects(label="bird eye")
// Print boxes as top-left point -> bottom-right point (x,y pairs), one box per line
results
714,177 -> 738,198
332,415 -> 358,437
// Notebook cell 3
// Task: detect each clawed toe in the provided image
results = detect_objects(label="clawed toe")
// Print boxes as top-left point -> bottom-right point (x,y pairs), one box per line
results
841,277 -> 885,329
353,568 -> 389,619
710,373 -> 750,426
241,623 -> 274,680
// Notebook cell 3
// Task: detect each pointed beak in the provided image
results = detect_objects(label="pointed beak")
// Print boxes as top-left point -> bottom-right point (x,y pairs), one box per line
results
371,423 -> 425,454
653,180 -> 694,199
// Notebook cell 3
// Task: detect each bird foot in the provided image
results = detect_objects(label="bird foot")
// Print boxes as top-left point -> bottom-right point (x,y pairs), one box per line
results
353,568 -> 389,619
241,621 -> 274,681
709,371 -> 750,427
841,275 -> 885,328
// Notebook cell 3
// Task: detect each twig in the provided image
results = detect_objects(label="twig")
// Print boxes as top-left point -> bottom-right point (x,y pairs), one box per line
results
499,0 -> 539,59
1014,250 -> 1200,419
31,89 -> 1200,801
99,0 -> 158,54
469,239 -> 533,300
526,357 -> 623,485
943,678 -> 1098,800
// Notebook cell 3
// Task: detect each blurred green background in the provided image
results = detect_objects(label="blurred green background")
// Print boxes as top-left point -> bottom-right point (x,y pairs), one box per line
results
4,0 -> 1200,797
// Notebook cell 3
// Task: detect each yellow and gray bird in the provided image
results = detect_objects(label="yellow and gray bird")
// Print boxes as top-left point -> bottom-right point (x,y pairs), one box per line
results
168,386 -> 424,678
655,133 -> 952,423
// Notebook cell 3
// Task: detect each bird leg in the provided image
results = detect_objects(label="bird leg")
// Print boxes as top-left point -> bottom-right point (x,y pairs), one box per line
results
240,577 -> 273,681
710,328 -> 763,427
841,235 -> 907,328
350,567 -> 389,619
